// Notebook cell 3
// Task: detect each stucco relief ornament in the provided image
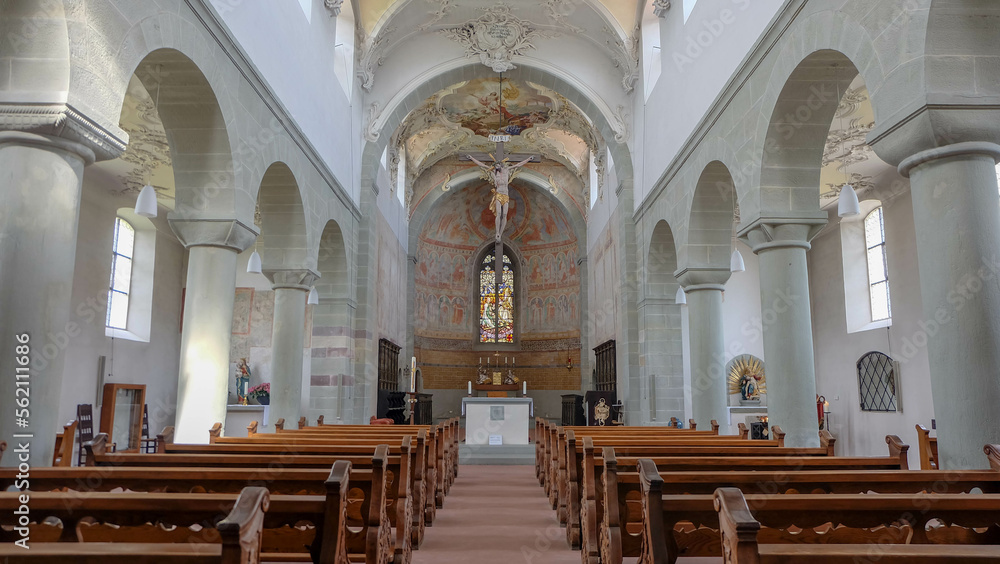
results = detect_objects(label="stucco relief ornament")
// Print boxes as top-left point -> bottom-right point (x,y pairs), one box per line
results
323,0 -> 343,16
440,4 -> 558,73
652,0 -> 671,17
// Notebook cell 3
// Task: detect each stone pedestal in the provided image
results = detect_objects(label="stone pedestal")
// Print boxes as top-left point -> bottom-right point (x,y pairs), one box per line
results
900,142 -> 1000,469
169,219 -> 256,443
0,132 -> 94,467
742,219 -> 825,448
266,269 -> 318,431
677,268 -> 731,431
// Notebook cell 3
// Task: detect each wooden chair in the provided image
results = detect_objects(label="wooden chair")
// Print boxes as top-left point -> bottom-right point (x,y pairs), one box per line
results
51,420 -> 78,467
917,423 -> 939,470
140,404 -> 157,453
76,403 -> 94,466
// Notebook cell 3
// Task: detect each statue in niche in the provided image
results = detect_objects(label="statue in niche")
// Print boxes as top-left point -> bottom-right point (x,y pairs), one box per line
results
468,154 -> 532,241
727,355 -> 766,404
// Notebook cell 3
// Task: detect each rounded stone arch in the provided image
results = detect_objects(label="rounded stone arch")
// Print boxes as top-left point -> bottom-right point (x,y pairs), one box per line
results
360,62 -> 634,194
751,9 -> 889,219
0,3 -> 71,97
680,161 -> 736,271
116,48 -> 241,223
255,161 -> 311,272
315,220 -> 350,301
247,147 -> 322,261
646,219 -> 680,300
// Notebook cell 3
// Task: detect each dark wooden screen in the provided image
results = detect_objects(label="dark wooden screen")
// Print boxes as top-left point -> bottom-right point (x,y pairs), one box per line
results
378,338 -> 401,391
594,340 -> 617,393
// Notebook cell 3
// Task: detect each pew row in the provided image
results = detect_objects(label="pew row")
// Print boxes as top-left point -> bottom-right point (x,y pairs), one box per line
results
712,487 -> 1000,564
82,437 -> 423,555
0,486 -> 270,564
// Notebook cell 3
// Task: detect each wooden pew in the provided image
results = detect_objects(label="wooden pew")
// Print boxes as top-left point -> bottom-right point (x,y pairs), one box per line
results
599,449 -> 1000,564
52,420 -> 78,467
0,441 -> 6,464
713,487 -> 1000,564
0,486 -> 270,564
558,429 -> 836,549
201,424 -> 441,524
84,436 -> 423,556
917,423 -> 939,470
11,451 -> 392,563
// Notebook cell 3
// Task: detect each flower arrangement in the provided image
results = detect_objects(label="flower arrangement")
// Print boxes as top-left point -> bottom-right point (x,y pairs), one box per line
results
248,383 -> 270,405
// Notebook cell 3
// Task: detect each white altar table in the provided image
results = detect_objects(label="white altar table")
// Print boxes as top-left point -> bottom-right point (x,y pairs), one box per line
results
461,397 -> 533,445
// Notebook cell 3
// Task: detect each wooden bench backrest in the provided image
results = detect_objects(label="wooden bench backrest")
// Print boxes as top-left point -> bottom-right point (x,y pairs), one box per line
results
52,419 -> 78,467
916,423 -> 939,470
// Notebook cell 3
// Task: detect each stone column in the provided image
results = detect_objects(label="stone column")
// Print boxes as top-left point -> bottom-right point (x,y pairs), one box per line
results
266,269 -> 318,429
676,268 -> 731,430
0,132 -> 95,467
899,142 -> 1000,469
169,219 -> 257,443
741,219 -> 825,448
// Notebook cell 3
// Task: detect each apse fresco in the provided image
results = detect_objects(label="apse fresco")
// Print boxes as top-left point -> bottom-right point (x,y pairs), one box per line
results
440,78 -> 554,137
415,183 -> 580,341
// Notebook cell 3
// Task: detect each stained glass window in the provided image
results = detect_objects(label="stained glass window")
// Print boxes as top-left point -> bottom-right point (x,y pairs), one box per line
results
480,253 -> 514,343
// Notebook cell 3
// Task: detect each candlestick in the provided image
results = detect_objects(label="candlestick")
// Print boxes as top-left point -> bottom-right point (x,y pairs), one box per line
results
410,356 -> 416,393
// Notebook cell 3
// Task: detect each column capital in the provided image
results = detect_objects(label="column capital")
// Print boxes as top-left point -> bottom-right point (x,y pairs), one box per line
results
674,267 -> 731,292
168,218 -> 259,252
898,142 -> 1000,178
0,103 -> 126,162
738,215 -> 827,255
265,269 -> 320,291
0,130 -> 98,165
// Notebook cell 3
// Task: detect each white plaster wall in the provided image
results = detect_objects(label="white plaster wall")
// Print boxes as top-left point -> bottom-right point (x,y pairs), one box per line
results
638,0 -> 785,205
809,191 -> 934,469
60,173 -> 186,447
208,0 -> 357,201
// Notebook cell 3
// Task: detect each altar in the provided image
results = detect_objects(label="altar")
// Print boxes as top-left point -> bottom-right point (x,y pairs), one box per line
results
461,397 -> 533,445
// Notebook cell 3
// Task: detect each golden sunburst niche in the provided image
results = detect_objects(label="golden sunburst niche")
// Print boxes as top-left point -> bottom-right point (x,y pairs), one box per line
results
727,356 -> 766,401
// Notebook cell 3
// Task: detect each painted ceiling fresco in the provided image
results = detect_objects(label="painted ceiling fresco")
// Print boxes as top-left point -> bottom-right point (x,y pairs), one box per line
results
397,77 -> 599,188
820,76 -> 898,208
90,75 -> 176,209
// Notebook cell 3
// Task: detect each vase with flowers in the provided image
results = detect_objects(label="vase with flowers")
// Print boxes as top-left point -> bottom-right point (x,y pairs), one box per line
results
248,383 -> 270,405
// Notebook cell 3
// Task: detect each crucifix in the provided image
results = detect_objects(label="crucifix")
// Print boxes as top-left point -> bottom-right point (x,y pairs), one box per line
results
464,73 -> 541,343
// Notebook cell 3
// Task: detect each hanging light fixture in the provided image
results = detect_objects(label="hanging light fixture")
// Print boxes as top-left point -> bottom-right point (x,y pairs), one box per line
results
247,249 -> 263,274
135,65 -> 163,219
834,81 -> 861,217
675,286 -> 687,305
135,184 -> 158,218
730,249 -> 746,272
307,287 -> 319,305
838,183 -> 860,217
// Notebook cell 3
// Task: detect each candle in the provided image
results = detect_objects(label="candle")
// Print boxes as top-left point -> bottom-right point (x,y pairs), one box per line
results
479,357 -> 482,364
468,381 -> 472,395
523,380 -> 526,394
410,356 -> 416,393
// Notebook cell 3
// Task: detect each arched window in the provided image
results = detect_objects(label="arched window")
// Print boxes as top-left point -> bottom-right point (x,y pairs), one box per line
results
857,351 -> 898,412
107,217 -> 135,329
683,0 -> 699,23
479,253 -> 515,343
864,207 -> 891,321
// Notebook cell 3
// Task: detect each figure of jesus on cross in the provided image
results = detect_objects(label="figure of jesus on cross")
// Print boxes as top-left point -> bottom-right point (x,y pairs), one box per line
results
469,153 -> 533,242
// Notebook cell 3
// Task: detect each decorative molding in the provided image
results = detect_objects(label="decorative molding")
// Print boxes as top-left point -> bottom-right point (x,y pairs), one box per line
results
0,103 -> 127,162
364,103 -> 381,143
604,25 -> 640,94
418,0 -> 457,30
542,0 -> 585,33
653,0 -> 671,17
323,0 -> 344,16
594,150 -> 606,203
611,104 -> 630,145
439,3 -> 559,73
357,25 -> 396,92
